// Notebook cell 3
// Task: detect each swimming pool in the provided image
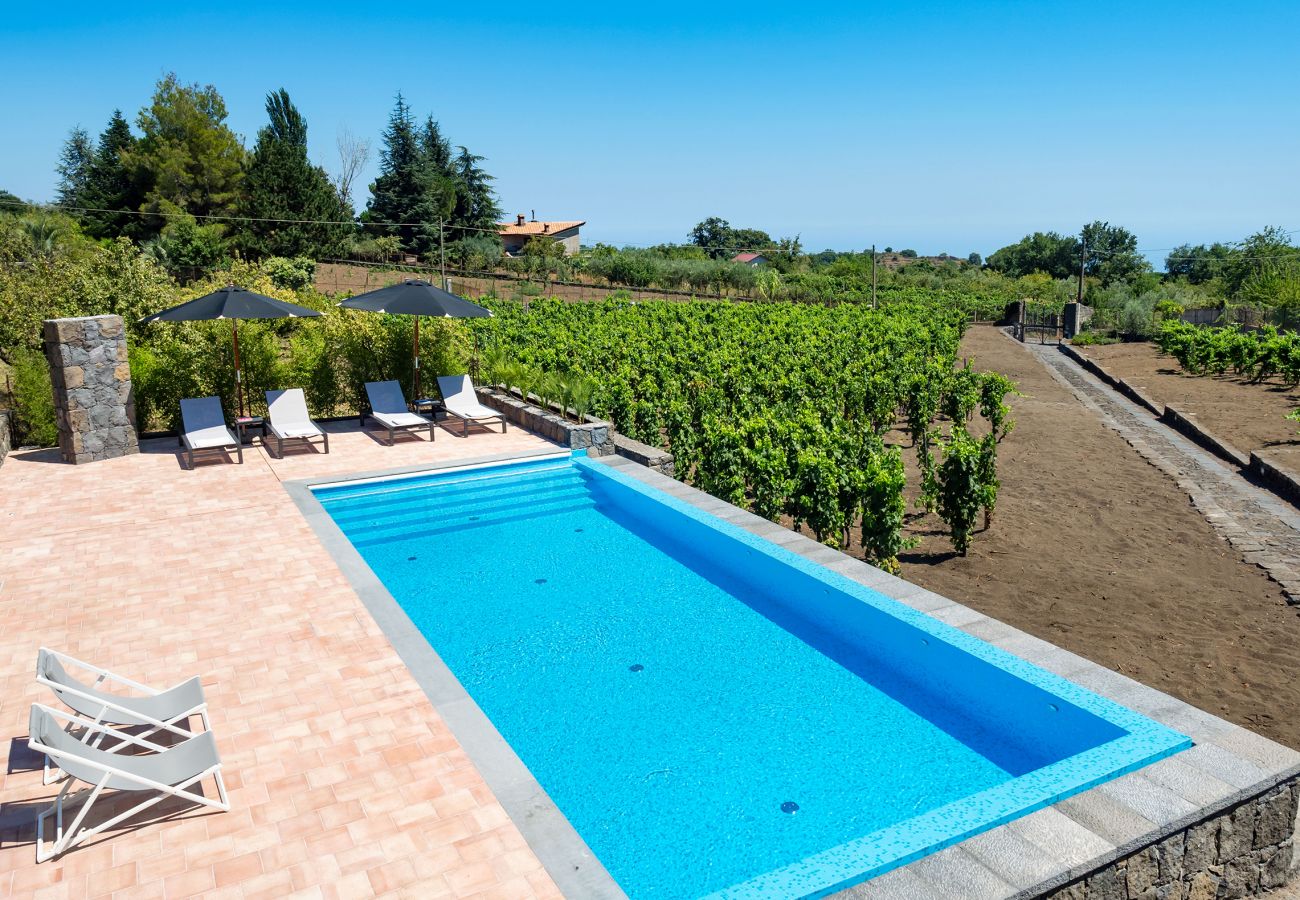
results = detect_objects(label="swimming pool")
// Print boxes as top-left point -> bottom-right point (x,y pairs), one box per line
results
313,453 -> 1191,899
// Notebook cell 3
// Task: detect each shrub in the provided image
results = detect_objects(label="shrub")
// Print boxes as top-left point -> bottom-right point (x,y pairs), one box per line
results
145,217 -> 230,278
1069,331 -> 1119,346
9,347 -> 57,446
1118,296 -> 1156,338
936,427 -> 984,556
262,256 -> 317,291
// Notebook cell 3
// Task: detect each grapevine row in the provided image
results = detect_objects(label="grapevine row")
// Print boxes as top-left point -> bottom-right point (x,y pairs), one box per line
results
476,296 -> 1012,568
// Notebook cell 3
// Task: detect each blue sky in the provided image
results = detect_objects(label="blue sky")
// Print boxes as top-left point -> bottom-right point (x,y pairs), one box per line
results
4,1 -> 1297,261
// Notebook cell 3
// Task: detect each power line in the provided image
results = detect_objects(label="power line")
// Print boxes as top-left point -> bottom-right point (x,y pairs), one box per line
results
0,198 -> 792,256
4,198 -> 1298,261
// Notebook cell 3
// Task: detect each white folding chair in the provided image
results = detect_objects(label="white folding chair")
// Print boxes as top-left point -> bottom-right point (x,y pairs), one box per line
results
36,648 -> 209,783
28,704 -> 229,862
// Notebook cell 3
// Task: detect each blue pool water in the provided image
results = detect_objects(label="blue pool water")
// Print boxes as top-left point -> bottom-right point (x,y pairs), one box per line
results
315,455 -> 1190,899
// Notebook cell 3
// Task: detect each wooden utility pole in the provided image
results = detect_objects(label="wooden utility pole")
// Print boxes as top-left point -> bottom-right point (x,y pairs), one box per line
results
871,244 -> 878,308
1077,239 -> 1087,304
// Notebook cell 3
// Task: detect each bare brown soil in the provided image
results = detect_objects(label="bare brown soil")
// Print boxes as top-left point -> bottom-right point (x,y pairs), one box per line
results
1077,340 -> 1300,473
820,325 -> 1300,748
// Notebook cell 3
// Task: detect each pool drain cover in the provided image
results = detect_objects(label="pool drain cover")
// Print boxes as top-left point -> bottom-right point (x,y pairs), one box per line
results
407,556 -> 417,561
534,578 -> 547,585
781,801 -> 799,814
629,664 -> 644,672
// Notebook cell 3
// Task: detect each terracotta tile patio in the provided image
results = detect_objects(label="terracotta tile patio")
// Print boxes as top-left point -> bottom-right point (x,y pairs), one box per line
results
0,420 -> 564,899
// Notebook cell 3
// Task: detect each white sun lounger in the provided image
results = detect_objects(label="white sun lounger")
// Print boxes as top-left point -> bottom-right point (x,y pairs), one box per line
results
436,375 -> 507,436
179,396 -> 242,468
364,380 -> 434,444
36,648 -> 209,783
266,388 -> 329,457
28,704 -> 229,862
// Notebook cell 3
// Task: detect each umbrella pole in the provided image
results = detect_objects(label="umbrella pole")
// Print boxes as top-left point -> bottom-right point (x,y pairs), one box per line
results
413,316 -> 421,401
231,319 -> 246,418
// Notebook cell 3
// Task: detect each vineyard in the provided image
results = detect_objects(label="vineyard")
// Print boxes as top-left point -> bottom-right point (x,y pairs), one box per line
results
474,295 -> 1015,570
1156,321 -> 1300,384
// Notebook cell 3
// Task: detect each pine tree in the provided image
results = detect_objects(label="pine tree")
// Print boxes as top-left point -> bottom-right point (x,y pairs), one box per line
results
79,110 -> 144,240
450,146 -> 501,241
420,116 -> 454,177
123,73 -> 247,238
55,127 -> 94,208
366,94 -> 443,257
237,89 -> 352,259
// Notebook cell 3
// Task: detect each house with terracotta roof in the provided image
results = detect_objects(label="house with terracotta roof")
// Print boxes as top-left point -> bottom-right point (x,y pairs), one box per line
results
498,214 -> 585,256
731,251 -> 768,267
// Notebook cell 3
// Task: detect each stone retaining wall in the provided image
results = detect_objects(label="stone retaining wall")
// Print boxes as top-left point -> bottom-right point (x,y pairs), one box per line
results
1047,778 -> 1299,899
1252,453 -> 1300,510
0,409 -> 11,465
475,387 -> 678,474
1062,341 -> 1121,386
1163,405 -> 1252,470
43,315 -> 138,464
1062,341 -> 1300,509
476,388 -> 614,454
612,433 -> 675,477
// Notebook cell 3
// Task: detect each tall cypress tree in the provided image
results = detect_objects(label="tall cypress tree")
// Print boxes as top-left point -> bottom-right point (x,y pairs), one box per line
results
366,94 -> 442,257
237,89 -> 351,259
80,110 -> 144,240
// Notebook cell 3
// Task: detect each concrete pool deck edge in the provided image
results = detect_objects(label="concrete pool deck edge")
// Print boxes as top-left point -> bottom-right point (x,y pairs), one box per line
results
285,448 -> 1300,899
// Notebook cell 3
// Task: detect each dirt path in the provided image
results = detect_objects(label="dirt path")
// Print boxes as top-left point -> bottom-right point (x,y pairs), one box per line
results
1077,340 -> 1300,473
893,325 -> 1300,749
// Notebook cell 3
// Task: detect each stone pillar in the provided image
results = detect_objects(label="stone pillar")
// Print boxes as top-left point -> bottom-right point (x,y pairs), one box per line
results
43,315 -> 139,464
1005,299 -> 1026,341
0,409 -> 12,466
1062,302 -> 1094,338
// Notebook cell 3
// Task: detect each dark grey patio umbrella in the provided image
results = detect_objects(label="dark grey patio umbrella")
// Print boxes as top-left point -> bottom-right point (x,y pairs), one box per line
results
336,280 -> 491,400
140,285 -> 322,418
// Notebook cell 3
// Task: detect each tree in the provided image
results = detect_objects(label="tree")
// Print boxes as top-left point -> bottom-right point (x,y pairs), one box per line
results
366,93 -> 444,257
123,74 -> 246,238
0,189 -> 28,214
334,126 -> 370,212
688,217 -> 774,259
986,231 -> 1078,280
420,116 -> 455,177
1223,227 -> 1300,298
449,146 -> 501,241
79,111 -> 144,240
765,235 -> 803,273
730,227 -> 773,251
1080,221 -> 1148,284
55,127 -> 94,208
689,217 -> 732,258
237,89 -> 352,259
1165,242 -> 1234,283
967,252 -> 982,267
